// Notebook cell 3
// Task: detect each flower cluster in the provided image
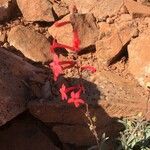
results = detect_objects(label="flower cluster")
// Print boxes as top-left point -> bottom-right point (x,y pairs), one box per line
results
49,17 -> 96,107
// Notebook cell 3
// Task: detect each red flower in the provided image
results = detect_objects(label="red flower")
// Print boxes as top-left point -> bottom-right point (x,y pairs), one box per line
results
68,90 -> 85,107
73,31 -> 80,51
59,84 -> 68,100
59,84 -> 81,101
50,39 -> 58,53
50,54 -> 63,81
50,31 -> 80,53
50,54 -> 76,81
81,66 -> 96,73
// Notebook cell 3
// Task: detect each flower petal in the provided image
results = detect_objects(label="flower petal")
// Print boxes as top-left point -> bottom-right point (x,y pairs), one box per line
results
81,66 -> 96,73
54,21 -> 71,27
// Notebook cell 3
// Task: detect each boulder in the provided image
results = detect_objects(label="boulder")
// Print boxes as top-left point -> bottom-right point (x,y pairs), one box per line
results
124,0 -> 150,17
28,68 -> 148,146
52,2 -> 69,19
16,0 -> 54,22
0,114 -> 60,150
96,22 -> 136,65
8,25 -> 52,62
48,15 -> 73,49
128,32 -> 150,89
48,13 -> 99,52
0,0 -> 19,22
0,47 -> 47,126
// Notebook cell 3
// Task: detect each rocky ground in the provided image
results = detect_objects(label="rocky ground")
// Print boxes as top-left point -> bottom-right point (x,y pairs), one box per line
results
0,0 -> 150,150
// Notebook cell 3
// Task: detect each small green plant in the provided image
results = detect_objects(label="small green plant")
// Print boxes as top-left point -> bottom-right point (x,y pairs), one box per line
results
117,114 -> 150,150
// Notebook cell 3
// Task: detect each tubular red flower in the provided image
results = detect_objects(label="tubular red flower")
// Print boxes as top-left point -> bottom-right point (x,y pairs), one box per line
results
59,84 -> 68,100
50,54 -> 76,81
72,31 -> 80,51
54,21 -> 71,27
67,90 -> 85,107
54,42 -> 76,51
50,39 -> 58,53
50,39 -> 75,53
81,66 -> 96,73
60,61 -> 76,70
59,84 -> 81,101
49,54 -> 63,81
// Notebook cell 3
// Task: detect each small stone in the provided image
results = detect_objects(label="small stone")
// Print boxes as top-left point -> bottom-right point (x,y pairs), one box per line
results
106,18 -> 114,24
119,14 -> 132,22
131,28 -> 139,38
119,5 -> 129,14
144,17 -> 150,26
3,42 -> 9,48
0,31 -> 6,43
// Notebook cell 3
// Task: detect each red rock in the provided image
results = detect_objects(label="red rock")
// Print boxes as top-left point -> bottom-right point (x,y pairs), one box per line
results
0,31 -> 6,43
124,0 -> 150,17
48,15 -> 73,49
0,47 -> 47,126
53,123 -> 121,146
52,2 -> 69,19
128,32 -> 150,89
28,62 -> 149,145
0,48 -> 27,126
16,0 -> 55,22
28,100 -> 114,127
62,0 -> 123,19
0,114 -> 60,150
8,25 -> 52,62
48,13 -> 99,51
91,0 -> 123,19
96,23 -> 135,65
70,13 -> 99,50
0,0 -> 19,22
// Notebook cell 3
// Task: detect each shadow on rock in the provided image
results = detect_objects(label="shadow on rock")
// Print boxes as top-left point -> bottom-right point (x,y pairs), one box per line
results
28,76 -> 124,149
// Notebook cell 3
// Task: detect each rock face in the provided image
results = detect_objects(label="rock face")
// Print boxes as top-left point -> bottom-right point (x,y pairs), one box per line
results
0,114 -> 60,150
0,0 -> 19,22
91,0 -> 123,19
8,25 -> 52,62
0,31 -> 6,43
48,15 -> 73,48
128,32 -> 150,89
0,47 -> 48,126
52,2 -> 69,19
28,69 -> 148,146
16,0 -> 55,22
124,0 -> 150,17
29,101 -> 122,146
96,21 -> 136,65
0,48 -> 27,126
70,13 -> 99,50
48,13 -> 99,51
